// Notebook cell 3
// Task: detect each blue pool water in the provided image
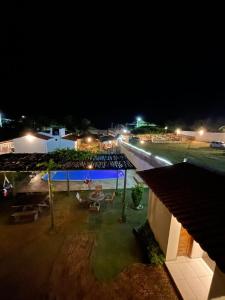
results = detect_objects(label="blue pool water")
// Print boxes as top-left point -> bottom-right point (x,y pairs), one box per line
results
42,170 -> 125,181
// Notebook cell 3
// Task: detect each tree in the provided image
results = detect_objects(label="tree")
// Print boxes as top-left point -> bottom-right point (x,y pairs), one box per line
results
37,159 -> 59,231
64,115 -> 77,131
81,118 -> 91,133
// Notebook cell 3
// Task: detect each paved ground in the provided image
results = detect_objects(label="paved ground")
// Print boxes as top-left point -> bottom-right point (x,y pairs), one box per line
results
0,191 -> 178,300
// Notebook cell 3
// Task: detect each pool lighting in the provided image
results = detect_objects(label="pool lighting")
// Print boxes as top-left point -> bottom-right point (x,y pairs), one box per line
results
26,134 -> 35,142
175,128 -> 181,135
86,137 -> 92,143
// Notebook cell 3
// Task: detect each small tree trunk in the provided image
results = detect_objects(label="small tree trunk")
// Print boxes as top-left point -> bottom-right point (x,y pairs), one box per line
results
116,169 -> 119,192
121,170 -> 127,222
48,170 -> 54,230
66,170 -> 70,195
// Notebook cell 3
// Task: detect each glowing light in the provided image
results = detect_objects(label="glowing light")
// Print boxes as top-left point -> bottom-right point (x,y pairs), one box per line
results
26,134 -> 34,142
121,141 -> 152,156
121,141 -> 173,166
109,141 -> 112,144
140,140 -> 145,144
86,137 -> 92,143
88,164 -> 93,169
198,129 -> 205,136
165,126 -> 168,130
123,129 -> 128,133
136,117 -> 142,121
155,156 -> 173,165
175,128 -> 181,135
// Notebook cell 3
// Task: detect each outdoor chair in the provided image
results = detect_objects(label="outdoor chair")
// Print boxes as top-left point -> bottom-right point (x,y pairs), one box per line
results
89,201 -> 100,212
104,192 -> 116,206
75,192 -> 89,208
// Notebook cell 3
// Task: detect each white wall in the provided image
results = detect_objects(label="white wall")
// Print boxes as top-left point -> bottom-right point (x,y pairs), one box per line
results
209,266 -> 225,299
182,131 -> 225,142
166,216 -> 181,260
0,141 -> 13,154
190,241 -> 204,258
148,192 -> 181,260
148,193 -> 172,256
47,138 -> 75,152
13,136 -> 47,153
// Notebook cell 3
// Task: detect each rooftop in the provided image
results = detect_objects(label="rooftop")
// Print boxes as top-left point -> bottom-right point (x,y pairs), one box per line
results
138,163 -> 225,273
0,153 -> 135,171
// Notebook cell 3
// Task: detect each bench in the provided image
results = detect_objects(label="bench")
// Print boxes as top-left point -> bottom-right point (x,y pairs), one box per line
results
10,209 -> 39,223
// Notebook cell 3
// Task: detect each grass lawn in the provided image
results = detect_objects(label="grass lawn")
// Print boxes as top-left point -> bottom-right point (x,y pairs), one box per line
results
0,189 -> 178,299
134,141 -> 225,173
89,189 -> 149,280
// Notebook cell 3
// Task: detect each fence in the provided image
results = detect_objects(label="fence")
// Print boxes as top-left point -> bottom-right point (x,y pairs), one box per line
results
181,131 -> 225,143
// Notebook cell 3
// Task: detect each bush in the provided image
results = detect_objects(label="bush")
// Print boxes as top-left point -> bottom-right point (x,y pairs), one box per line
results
133,221 -> 165,265
131,126 -> 165,134
131,183 -> 144,208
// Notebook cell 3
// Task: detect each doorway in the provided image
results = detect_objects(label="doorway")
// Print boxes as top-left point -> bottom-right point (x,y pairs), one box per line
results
177,226 -> 193,256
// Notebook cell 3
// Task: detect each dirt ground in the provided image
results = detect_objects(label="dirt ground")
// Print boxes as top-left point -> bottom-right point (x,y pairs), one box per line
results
0,193 -> 179,300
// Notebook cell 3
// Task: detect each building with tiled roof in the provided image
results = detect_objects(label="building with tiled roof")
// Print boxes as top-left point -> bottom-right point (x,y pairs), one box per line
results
138,163 -> 225,299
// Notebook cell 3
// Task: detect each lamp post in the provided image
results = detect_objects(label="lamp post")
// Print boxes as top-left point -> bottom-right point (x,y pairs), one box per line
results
136,117 -> 142,128
175,128 -> 181,135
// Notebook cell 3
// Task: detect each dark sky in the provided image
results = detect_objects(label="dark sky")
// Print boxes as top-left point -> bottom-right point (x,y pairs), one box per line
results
1,14 -> 225,128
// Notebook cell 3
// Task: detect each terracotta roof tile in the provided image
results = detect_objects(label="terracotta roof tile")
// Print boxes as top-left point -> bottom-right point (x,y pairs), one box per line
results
138,163 -> 225,273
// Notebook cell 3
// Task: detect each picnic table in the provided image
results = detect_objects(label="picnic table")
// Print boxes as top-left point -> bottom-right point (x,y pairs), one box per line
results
88,191 -> 105,202
10,207 -> 39,223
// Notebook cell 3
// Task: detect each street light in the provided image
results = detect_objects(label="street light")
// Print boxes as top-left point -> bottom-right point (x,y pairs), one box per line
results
198,129 -> 205,136
136,116 -> 142,128
26,134 -> 34,142
175,128 -> 181,135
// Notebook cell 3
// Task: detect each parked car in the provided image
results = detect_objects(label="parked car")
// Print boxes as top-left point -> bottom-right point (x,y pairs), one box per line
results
210,141 -> 225,149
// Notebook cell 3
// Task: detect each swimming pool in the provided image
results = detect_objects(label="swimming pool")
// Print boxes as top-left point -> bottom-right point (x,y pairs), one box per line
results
42,170 -> 125,181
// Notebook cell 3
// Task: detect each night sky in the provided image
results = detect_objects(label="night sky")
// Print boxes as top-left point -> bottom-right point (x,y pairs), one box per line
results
1,16 -> 225,128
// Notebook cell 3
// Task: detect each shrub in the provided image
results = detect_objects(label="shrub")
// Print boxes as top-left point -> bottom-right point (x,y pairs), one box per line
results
134,221 -> 165,265
131,183 -> 144,208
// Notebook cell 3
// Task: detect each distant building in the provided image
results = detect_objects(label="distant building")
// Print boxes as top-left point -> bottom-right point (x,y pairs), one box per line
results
0,128 -> 77,154
0,113 -> 14,127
